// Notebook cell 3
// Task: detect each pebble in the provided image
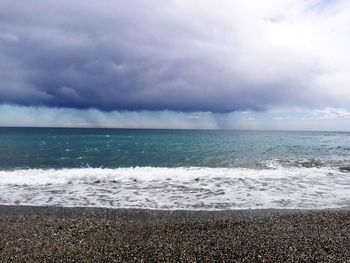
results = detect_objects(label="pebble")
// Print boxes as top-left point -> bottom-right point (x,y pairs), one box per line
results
0,210 -> 349,262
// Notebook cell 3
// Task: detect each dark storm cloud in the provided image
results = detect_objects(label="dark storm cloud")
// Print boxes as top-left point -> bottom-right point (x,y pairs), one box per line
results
0,0 -> 349,112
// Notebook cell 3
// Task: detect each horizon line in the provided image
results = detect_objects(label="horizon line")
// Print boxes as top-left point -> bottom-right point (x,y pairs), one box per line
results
0,125 -> 349,133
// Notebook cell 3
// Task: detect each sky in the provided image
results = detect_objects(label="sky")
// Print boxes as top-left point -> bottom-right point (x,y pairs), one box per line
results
0,0 -> 350,130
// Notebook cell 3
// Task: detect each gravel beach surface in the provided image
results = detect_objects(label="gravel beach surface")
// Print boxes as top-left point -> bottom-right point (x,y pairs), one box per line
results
0,206 -> 350,262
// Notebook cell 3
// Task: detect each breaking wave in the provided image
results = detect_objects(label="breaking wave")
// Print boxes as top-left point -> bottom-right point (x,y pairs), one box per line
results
0,166 -> 349,210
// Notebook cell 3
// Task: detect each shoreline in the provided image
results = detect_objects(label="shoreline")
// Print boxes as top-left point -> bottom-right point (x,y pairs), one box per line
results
1,205 -> 350,261
1,204 -> 346,222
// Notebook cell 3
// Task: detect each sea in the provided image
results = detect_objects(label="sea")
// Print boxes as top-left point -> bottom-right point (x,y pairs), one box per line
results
0,127 -> 349,210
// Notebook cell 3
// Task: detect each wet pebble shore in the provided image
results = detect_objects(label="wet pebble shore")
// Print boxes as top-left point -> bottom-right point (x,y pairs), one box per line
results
0,208 -> 350,262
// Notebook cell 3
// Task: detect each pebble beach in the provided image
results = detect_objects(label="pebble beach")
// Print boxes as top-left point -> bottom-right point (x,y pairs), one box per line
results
0,206 -> 349,262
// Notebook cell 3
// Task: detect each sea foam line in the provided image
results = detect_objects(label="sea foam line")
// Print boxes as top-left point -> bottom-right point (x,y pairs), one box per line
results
0,166 -> 343,185
0,167 -> 349,210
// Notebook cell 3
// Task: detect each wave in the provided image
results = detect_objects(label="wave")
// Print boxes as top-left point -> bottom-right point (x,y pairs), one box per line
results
0,167 -> 349,210
263,158 -> 325,169
0,166 -> 342,185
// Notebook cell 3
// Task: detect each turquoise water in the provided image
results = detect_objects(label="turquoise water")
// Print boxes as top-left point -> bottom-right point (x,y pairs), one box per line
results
0,127 -> 349,210
1,127 -> 350,169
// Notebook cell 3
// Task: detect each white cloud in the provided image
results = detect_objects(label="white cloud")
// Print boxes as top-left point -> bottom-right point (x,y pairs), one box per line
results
314,107 -> 350,119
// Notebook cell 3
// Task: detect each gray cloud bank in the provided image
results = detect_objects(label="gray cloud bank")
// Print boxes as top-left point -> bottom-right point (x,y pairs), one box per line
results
1,0 -> 350,112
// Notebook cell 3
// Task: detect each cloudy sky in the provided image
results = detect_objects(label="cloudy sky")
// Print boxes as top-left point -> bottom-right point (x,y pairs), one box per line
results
0,0 -> 350,130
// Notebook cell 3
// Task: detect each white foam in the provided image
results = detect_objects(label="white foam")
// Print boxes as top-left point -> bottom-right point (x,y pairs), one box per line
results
0,167 -> 349,210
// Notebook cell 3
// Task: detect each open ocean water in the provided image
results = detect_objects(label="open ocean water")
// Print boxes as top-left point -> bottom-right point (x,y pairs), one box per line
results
0,127 -> 349,210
